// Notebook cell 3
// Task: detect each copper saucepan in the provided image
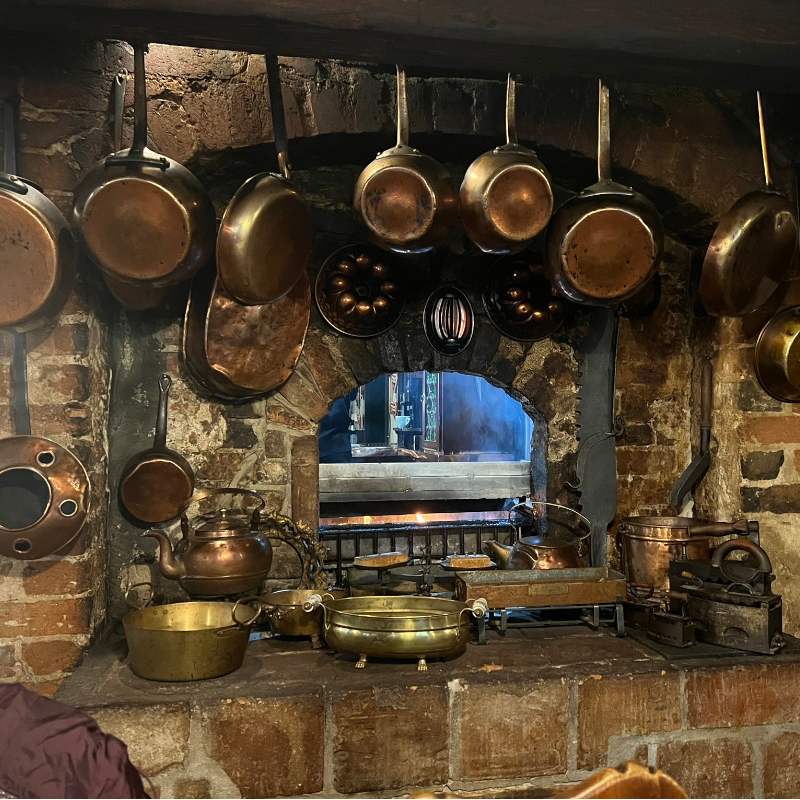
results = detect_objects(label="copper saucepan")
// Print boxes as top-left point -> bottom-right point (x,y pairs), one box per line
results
699,92 -> 798,317
73,43 -> 216,289
545,81 -> 664,305
754,305 -> 800,402
0,97 -> 75,332
217,55 -> 312,305
353,66 -> 458,253
460,74 -> 553,254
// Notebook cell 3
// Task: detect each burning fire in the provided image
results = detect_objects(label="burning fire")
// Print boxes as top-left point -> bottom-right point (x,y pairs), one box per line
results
415,512 -> 426,524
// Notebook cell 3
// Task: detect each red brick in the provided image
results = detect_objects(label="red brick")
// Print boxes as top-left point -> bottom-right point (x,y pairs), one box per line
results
331,685 -> 448,794
0,597 -> 92,636
764,731 -> 800,798
21,112 -> 100,150
22,560 -> 91,596
24,679 -> 64,698
656,738 -> 753,798
21,639 -> 83,675
30,322 -> 90,356
20,151 -> 78,192
617,447 -> 677,477
685,663 -> 800,728
740,416 -> 800,446
291,435 -> 318,529
202,695 -> 324,797
577,673 -> 681,769
23,72 -> 108,112
458,679 -> 569,780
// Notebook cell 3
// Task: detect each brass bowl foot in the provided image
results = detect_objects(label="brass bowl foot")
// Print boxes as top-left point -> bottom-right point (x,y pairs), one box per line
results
356,654 -> 368,669
310,634 -> 323,650
418,657 -> 428,671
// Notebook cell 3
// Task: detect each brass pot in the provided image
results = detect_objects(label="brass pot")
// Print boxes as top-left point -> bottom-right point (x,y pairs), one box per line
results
262,588 -> 346,647
123,598 -> 260,682
146,488 -> 273,597
305,594 -> 487,671
754,306 -> 800,402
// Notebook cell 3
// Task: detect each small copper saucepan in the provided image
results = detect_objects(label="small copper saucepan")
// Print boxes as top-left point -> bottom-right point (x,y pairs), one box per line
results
754,305 -> 800,402
460,74 -> 553,254
545,81 -> 664,306
353,66 -> 458,253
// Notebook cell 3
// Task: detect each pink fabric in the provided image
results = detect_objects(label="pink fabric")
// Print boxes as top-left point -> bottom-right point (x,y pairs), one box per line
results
0,684 -> 146,799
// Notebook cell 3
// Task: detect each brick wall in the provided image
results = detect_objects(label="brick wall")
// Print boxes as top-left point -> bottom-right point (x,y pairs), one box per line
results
0,34 -> 798,692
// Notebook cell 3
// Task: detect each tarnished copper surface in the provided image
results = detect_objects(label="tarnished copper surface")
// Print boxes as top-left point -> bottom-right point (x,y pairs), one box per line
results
353,67 -> 457,253
0,435 -> 90,559
700,92 -> 798,317
545,82 -> 663,305
460,75 -> 553,254
0,179 -> 75,332
102,272 -> 168,310
754,305 -> 800,402
554,762 -> 687,799
483,255 -> 566,341
315,244 -> 405,337
217,172 -> 311,304
205,269 -> 310,393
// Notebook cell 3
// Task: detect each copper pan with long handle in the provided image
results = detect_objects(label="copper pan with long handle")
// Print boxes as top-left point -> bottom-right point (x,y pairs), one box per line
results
73,43 -> 216,289
699,92 -> 798,317
545,81 -> 664,306
217,55 -> 312,305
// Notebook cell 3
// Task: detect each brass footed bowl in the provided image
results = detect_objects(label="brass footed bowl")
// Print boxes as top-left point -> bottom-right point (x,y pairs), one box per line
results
307,595 -> 486,671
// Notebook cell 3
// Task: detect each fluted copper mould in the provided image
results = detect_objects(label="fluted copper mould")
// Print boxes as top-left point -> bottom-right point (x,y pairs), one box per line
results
754,305 -> 800,402
217,55 -> 312,305
315,244 -> 406,337
460,74 -> 553,254
545,80 -> 663,306
423,285 -> 474,355
483,255 -> 567,341
73,43 -> 216,289
146,488 -> 274,597
0,435 -> 91,560
700,92 -> 798,317
119,375 -> 195,525
353,66 -> 458,253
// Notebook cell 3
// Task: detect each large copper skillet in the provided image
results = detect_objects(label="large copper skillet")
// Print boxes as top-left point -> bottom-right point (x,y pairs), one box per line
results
72,43 -> 216,289
460,74 -> 553,254
217,56 -> 312,305
699,92 -> 798,317
353,66 -> 458,253
0,97 -> 75,332
545,81 -> 663,306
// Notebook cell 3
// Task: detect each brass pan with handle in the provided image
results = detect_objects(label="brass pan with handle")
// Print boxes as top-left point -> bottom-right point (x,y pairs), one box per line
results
545,80 -> 664,306
460,74 -> 553,254
217,55 -> 312,305
73,42 -> 216,289
353,66 -> 458,253
754,305 -> 800,402
700,92 -> 798,317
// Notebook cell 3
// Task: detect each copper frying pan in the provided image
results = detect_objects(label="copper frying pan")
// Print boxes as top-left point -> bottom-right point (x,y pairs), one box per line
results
699,92 -> 798,317
460,74 -> 553,254
217,55 -> 312,305
353,66 -> 458,253
72,43 -> 216,289
545,81 -> 664,306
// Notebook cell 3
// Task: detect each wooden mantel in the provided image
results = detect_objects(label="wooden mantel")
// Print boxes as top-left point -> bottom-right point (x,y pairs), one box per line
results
3,0 -> 800,92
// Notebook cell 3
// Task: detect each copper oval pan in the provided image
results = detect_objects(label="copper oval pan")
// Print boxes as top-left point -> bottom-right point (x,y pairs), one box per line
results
460,74 -> 553,254
217,55 -> 312,305
545,81 -> 663,306
0,97 -> 75,332
353,66 -> 458,253
700,93 -> 798,317
73,43 -> 216,289
754,305 -> 800,402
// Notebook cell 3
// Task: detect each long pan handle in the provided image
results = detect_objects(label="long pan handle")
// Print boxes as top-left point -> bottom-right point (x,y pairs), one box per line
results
700,359 -> 712,452
113,68 -> 128,152
131,43 -> 148,155
598,80 -> 612,182
153,374 -> 171,449
266,55 -> 290,180
757,91 -> 772,190
505,74 -> 517,146
395,65 -> 410,149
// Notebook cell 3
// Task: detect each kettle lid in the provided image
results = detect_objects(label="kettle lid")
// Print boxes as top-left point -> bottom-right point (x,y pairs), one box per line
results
195,508 -> 250,535
518,535 -> 575,550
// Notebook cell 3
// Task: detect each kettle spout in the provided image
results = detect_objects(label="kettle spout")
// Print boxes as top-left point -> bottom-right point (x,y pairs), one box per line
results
483,540 -> 513,569
145,529 -> 185,580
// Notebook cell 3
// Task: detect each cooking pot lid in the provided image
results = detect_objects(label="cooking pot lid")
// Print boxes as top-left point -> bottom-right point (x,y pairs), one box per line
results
517,535 -> 575,550
195,509 -> 250,535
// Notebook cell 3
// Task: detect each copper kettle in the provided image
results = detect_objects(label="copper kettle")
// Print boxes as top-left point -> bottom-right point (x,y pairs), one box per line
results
484,501 -> 591,570
146,488 -> 273,597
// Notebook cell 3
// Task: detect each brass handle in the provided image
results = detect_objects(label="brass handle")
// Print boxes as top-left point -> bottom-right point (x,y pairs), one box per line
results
687,519 -> 748,537
124,581 -> 154,610
597,79 -> 612,182
231,596 -> 263,627
181,488 -> 266,533
505,73 -> 517,146
395,65 -> 410,148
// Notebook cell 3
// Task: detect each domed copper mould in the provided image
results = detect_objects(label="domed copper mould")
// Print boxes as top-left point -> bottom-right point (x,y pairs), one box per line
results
315,244 -> 405,337
483,255 -> 567,341
423,285 -> 474,355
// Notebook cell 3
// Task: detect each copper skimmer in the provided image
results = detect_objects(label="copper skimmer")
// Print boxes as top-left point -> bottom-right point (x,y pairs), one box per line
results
699,92 -> 798,317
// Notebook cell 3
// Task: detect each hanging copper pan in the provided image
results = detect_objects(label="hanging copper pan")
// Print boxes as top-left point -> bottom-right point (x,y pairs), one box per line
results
315,244 -> 405,337
699,92 -> 798,317
483,255 -> 566,341
217,55 -> 312,305
73,43 -> 216,289
754,305 -> 800,402
460,74 -> 553,254
0,97 -> 75,332
353,66 -> 458,253
545,81 -> 664,306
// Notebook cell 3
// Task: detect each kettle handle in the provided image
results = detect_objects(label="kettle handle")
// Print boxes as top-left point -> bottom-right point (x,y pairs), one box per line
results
180,488 -> 266,534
